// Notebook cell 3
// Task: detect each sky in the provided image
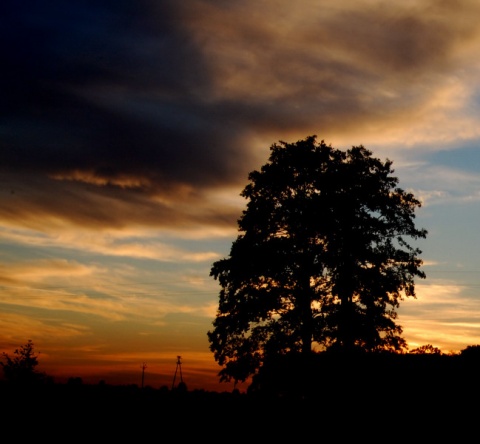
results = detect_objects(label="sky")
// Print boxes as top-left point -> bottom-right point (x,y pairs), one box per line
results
2,0 -> 480,392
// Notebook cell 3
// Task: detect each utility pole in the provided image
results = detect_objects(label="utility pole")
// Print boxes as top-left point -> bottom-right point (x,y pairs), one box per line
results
141,362 -> 147,389
171,355 -> 183,390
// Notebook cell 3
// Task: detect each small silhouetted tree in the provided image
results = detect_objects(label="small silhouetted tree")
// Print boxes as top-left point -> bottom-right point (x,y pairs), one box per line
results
208,135 -> 427,384
1,339 -> 44,385
410,344 -> 441,354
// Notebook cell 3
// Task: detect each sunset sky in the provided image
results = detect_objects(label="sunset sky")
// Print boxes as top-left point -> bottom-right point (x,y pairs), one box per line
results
2,1 -> 480,392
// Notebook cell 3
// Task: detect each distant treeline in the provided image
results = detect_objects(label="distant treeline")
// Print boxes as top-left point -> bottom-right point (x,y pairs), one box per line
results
3,345 -> 480,398
2,349 -> 479,439
248,346 -> 480,399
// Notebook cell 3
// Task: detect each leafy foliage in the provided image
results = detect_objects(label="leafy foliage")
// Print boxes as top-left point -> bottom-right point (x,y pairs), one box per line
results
208,135 -> 427,384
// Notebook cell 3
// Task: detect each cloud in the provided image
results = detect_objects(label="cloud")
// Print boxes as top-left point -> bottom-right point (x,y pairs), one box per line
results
399,282 -> 480,352
0,312 -> 89,343
3,0 -> 480,232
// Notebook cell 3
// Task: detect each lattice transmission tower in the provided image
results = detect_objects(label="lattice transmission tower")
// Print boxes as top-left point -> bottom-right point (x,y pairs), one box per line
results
171,355 -> 184,390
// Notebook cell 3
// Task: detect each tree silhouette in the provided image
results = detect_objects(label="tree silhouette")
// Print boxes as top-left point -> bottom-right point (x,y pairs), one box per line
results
208,135 -> 427,385
459,344 -> 480,362
1,339 -> 44,385
410,344 -> 442,354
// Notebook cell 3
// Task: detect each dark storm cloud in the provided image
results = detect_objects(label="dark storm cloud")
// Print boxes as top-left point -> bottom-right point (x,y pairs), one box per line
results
2,0 -> 479,229
1,0 -> 239,186
1,1 -> 246,229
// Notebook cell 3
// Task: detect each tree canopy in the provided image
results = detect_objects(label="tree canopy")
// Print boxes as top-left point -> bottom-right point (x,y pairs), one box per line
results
208,135 -> 427,384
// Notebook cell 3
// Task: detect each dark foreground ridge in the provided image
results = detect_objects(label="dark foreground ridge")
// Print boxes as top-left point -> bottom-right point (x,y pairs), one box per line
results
2,351 -> 480,440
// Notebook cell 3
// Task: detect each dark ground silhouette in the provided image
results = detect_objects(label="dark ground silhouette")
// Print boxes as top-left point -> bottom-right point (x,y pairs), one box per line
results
2,351 -> 479,440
